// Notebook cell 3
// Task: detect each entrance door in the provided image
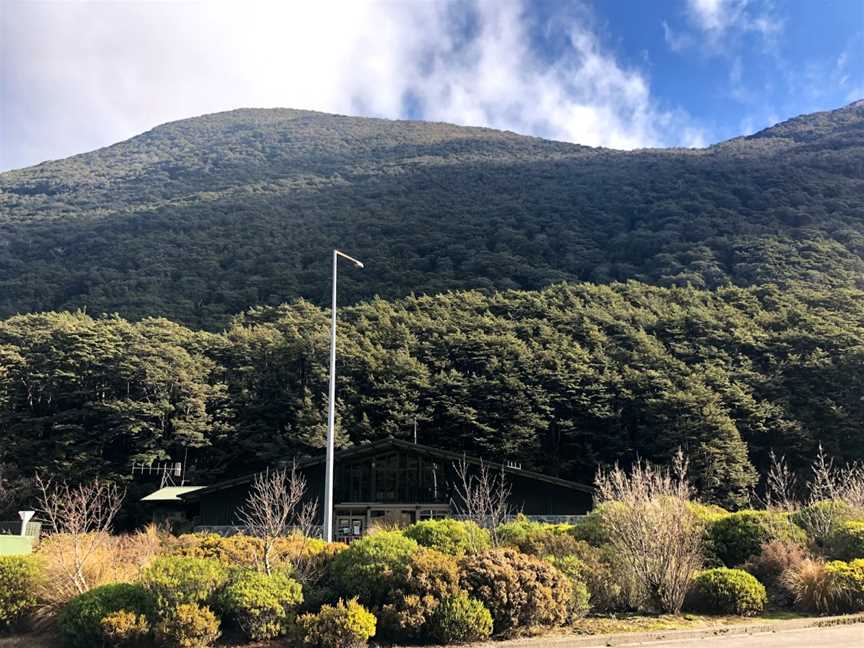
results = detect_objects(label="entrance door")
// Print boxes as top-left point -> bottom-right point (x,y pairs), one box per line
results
334,511 -> 364,543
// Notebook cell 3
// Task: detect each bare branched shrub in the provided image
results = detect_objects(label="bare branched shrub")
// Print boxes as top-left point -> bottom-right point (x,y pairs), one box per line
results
451,457 -> 513,547
796,446 -> 864,544
35,524 -> 162,611
763,451 -> 799,512
236,462 -> 312,574
594,451 -> 704,614
35,475 -> 125,595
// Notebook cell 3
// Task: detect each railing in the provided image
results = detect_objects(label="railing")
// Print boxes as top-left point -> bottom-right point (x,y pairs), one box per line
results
0,521 -> 42,542
452,514 -> 586,525
193,525 -> 323,538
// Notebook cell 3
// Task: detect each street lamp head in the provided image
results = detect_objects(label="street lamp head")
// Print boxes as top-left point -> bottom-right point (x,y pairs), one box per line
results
335,250 -> 364,268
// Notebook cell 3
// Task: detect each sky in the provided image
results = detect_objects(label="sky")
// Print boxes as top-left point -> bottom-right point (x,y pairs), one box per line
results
0,0 -> 862,172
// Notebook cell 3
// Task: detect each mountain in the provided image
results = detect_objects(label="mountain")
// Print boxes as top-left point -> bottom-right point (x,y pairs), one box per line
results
1,102 -> 863,329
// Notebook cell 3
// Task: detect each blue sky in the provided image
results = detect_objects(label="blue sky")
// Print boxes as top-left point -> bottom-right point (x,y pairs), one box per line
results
1,0 -> 862,172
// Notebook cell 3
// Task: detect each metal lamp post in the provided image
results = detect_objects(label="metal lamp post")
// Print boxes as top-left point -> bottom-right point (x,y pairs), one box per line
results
324,249 -> 363,542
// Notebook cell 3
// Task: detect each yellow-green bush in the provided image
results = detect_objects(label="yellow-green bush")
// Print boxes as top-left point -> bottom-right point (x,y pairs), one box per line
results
220,569 -> 303,640
377,547 -> 460,641
685,568 -> 767,616
296,542 -> 348,612
403,519 -> 490,556
296,598 -> 376,648
57,583 -> 154,648
429,592 -> 493,644
0,556 -> 37,632
825,521 -> 864,561
710,510 -> 806,567
792,500 -> 861,546
497,514 -> 576,557
153,603 -> 220,648
140,556 -> 228,614
552,540 -> 628,612
571,506 -> 613,546
545,555 -> 591,618
459,548 -> 572,633
824,559 -> 864,612
100,610 -> 152,646
330,531 -> 417,606
782,558 -> 864,614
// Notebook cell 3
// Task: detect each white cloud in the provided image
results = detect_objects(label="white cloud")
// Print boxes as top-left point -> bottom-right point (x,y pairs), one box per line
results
0,0 -> 707,171
664,0 -> 783,54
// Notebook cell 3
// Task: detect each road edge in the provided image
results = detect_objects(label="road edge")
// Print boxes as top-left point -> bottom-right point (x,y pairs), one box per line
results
418,613 -> 864,648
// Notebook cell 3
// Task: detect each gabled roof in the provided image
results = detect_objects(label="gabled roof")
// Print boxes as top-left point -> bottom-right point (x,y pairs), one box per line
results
140,486 -> 205,502
180,438 -> 593,500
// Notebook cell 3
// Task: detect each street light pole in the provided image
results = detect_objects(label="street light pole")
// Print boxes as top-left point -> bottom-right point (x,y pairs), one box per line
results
324,249 -> 363,542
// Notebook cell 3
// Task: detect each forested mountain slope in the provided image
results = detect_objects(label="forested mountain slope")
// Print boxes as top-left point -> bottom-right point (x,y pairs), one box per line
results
2,282 -> 863,510
1,101 -> 862,329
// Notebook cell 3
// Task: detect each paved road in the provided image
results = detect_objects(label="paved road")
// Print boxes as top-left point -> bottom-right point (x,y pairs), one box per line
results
603,624 -> 864,648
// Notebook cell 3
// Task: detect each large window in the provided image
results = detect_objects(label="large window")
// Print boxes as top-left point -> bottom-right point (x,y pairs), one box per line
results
336,451 -> 450,504
373,453 -> 400,502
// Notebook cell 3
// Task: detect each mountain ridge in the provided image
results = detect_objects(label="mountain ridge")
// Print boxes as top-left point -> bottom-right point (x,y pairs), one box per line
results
1,100 -> 862,328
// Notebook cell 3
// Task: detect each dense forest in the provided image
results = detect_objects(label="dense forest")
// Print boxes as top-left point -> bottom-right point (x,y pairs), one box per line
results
2,281 -> 863,512
1,101 -> 863,515
1,101 -> 863,329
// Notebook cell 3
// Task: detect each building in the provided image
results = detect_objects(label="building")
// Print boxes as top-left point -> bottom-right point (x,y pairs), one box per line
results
139,486 -> 206,527
166,438 -> 593,541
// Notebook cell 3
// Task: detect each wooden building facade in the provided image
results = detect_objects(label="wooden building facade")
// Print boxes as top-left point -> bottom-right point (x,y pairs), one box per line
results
173,439 -> 593,541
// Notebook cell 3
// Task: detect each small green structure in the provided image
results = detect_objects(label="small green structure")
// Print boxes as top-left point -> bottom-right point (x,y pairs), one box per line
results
0,535 -> 33,556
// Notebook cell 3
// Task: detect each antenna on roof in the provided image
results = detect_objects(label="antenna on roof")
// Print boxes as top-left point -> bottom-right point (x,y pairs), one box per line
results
131,458 -> 185,487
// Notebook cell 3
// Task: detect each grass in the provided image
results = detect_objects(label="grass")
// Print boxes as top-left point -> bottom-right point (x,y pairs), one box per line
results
0,636 -> 54,648
0,612 -> 837,647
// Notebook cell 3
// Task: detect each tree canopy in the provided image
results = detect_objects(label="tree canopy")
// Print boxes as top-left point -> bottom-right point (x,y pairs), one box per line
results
0,102 -> 862,329
2,281 -> 862,510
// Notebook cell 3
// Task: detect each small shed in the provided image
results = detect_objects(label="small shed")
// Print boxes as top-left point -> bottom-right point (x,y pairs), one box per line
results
139,486 -> 205,526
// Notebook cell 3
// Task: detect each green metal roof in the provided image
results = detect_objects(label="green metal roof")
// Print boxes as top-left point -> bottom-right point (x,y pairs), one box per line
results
140,486 -> 205,502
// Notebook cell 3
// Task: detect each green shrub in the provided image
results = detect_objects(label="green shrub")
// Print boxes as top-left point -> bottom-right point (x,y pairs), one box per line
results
710,510 -> 806,566
296,598 -> 377,648
377,547 -> 460,641
545,555 -> 591,618
688,502 -> 731,567
685,568 -> 767,616
100,610 -> 152,646
571,506 -> 613,546
58,583 -> 154,648
459,548 -> 571,633
825,521 -> 864,561
560,541 -> 629,612
497,514 -> 576,557
330,531 -> 417,606
166,533 -> 263,568
297,543 -> 348,612
0,556 -> 38,632
140,556 -> 228,614
824,559 -> 864,612
221,569 -> 303,640
792,500 -> 860,546
429,593 -> 493,643
154,603 -> 220,648
403,519 -> 490,556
